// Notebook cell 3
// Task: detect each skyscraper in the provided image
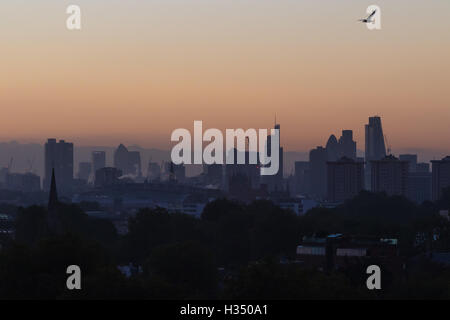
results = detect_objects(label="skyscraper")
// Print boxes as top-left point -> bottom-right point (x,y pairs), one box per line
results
44,139 -> 74,193
431,156 -> 450,201
309,146 -> 328,199
338,130 -> 357,160
365,116 -> 387,189
399,154 -> 418,173
92,151 -> 106,173
371,155 -> 408,197
327,157 -> 364,203
326,135 -> 339,161
399,154 -> 431,203
262,122 -> 284,192
114,144 -> 129,175
113,144 -> 141,177
128,151 -> 142,177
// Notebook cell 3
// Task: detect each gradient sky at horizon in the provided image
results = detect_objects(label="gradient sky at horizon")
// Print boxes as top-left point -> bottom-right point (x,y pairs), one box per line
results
1,0 -> 450,152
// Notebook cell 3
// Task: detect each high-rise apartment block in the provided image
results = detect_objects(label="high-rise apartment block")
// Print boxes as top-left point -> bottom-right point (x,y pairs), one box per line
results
327,157 -> 364,203
44,139 -> 74,193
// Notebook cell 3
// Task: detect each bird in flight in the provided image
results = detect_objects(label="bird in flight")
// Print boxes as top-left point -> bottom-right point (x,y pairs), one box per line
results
358,9 -> 377,24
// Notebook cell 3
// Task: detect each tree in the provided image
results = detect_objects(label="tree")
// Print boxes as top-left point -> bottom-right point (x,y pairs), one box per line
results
123,207 -> 172,263
15,204 -> 118,249
248,200 -> 300,260
144,241 -> 218,298
437,187 -> 450,210
0,234 -> 114,299
15,206 -> 48,245
223,259 -> 365,300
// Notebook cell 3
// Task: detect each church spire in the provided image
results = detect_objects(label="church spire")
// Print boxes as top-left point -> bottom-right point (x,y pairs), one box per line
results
47,168 -> 62,234
48,168 -> 58,211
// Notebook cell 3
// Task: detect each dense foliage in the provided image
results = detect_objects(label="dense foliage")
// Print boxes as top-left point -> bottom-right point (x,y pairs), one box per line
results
0,190 -> 449,299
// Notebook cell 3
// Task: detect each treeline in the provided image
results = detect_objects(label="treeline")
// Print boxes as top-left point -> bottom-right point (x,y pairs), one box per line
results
0,190 -> 449,299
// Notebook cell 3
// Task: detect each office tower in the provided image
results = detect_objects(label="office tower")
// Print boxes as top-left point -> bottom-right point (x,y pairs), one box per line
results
92,151 -> 106,173
262,122 -> 284,192
327,157 -> 364,203
399,155 -> 431,203
371,155 -> 408,197
431,156 -> 450,201
365,116 -> 387,189
326,135 -> 339,161
95,167 -> 122,187
338,130 -> 357,160
128,151 -> 142,177
365,116 -> 387,161
309,146 -> 328,199
147,162 -> 161,181
399,154 -> 418,173
324,130 -> 357,164
78,162 -> 92,181
113,144 -> 141,177
294,161 -> 310,195
44,139 -> 74,193
114,144 -> 129,174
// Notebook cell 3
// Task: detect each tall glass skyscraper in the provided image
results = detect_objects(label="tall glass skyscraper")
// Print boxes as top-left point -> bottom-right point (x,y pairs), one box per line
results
365,116 -> 387,189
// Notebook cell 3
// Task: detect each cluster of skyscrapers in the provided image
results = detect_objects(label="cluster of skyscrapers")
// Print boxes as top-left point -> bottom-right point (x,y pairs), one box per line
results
40,139 -> 190,194
295,116 -> 449,205
1,116 -> 450,209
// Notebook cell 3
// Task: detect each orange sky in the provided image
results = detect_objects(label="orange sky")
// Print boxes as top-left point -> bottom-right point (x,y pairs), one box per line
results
1,0 -> 449,151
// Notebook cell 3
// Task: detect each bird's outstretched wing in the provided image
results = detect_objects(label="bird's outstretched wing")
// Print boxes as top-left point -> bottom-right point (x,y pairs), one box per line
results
367,9 -> 377,20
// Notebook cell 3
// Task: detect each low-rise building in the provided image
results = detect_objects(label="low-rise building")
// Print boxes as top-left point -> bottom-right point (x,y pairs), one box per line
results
296,234 -> 400,272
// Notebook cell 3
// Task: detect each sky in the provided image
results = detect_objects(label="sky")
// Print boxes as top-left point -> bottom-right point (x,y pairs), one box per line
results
1,0 -> 450,154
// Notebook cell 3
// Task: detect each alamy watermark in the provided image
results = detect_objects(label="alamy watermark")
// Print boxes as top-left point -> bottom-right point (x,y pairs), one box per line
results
359,5 -> 381,30
366,265 -> 381,290
65,4 -> 382,32
66,265 -> 81,290
171,121 -> 280,176
66,5 -> 81,30
358,4 -> 381,30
